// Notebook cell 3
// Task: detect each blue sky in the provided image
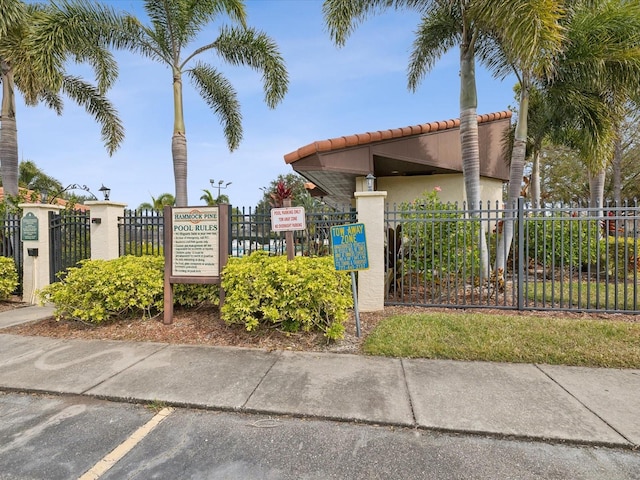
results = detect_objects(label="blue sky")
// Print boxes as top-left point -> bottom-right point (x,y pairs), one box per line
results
16,0 -> 516,208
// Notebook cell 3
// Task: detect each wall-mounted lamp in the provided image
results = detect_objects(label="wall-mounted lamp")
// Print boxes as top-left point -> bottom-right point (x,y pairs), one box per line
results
99,184 -> 110,201
91,218 -> 102,224
365,173 -> 376,192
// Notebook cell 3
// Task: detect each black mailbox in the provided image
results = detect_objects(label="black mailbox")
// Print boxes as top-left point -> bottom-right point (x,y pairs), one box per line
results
27,248 -> 39,257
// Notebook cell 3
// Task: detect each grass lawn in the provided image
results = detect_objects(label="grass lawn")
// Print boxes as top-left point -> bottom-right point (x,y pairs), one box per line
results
525,279 -> 639,310
363,311 -> 640,369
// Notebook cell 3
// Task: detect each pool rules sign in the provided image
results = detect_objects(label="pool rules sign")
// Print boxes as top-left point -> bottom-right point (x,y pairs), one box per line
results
331,223 -> 368,337
163,205 -> 229,324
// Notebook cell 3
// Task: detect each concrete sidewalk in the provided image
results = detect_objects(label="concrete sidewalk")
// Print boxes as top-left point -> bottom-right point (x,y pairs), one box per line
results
1,305 -> 639,449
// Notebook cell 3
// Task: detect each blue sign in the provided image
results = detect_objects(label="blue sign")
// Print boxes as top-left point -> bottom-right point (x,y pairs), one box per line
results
331,223 -> 369,271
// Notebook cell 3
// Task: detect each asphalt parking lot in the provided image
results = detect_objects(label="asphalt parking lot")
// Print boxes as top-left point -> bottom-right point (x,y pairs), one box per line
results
2,392 -> 640,480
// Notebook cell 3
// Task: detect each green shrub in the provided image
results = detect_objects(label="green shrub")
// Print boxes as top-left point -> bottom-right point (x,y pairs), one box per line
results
0,257 -> 18,299
524,217 -> 600,268
39,255 -> 165,323
600,236 -> 640,278
38,254 -> 221,324
122,241 -> 164,257
399,188 -> 481,281
173,283 -> 219,307
221,251 -> 353,340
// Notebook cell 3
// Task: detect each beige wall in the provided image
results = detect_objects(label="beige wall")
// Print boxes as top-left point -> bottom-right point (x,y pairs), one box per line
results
364,174 -> 504,208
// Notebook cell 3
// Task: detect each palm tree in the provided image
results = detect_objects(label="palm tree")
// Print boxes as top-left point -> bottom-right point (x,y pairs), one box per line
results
0,0 -> 125,198
323,0 -> 564,276
200,189 -> 229,205
200,189 -> 217,206
541,0 -> 640,211
115,0 -> 288,207
138,192 -> 175,212
17,160 -> 63,197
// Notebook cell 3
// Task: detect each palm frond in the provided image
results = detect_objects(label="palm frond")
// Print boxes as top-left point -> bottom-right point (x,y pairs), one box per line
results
0,0 -> 26,38
61,75 -> 125,155
407,2 -> 460,91
211,26 -> 288,108
323,0 -> 424,47
188,63 -> 242,151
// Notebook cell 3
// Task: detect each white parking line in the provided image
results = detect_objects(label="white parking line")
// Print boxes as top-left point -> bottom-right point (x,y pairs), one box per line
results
78,407 -> 175,480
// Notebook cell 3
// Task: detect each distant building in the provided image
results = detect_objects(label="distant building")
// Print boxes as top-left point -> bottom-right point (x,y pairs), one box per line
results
284,111 -> 512,207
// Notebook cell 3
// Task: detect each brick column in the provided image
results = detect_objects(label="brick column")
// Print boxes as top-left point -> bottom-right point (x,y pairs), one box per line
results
18,203 -> 64,304
354,191 -> 387,312
84,201 -> 127,260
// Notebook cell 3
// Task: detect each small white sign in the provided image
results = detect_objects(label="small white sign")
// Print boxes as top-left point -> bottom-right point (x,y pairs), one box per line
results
271,206 -> 306,232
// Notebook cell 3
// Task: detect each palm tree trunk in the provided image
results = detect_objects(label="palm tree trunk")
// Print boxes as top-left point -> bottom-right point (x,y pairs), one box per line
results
589,170 -> 606,213
172,68 -> 188,207
459,40 -> 489,277
0,65 -> 19,197
612,135 -> 622,205
530,149 -> 541,208
496,86 -> 529,273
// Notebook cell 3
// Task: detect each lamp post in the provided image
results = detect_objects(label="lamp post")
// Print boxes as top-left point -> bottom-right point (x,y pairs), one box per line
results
210,179 -> 231,199
98,184 -> 111,201
366,173 -> 376,192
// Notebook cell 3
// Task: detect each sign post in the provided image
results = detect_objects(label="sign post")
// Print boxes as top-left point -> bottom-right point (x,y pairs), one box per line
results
163,205 -> 229,324
270,204 -> 305,260
330,223 -> 369,337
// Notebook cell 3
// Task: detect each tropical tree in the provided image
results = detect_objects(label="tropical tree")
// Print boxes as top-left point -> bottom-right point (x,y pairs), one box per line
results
115,0 -> 288,207
256,173 -> 317,212
323,0 -> 564,276
138,192 -> 175,211
200,189 -> 216,206
200,189 -> 229,205
540,0 -> 640,211
16,160 -> 64,196
0,0 -> 125,199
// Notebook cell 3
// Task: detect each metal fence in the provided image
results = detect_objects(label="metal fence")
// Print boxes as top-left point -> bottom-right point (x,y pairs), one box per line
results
119,205 -> 357,258
0,214 -> 23,294
49,209 -> 91,283
230,205 -> 356,257
119,209 -> 165,256
385,199 -> 640,313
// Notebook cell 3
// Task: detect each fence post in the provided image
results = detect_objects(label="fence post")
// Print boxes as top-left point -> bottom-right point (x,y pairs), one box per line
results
18,203 -> 64,304
354,190 -> 387,312
85,201 -> 127,260
517,196 -> 525,310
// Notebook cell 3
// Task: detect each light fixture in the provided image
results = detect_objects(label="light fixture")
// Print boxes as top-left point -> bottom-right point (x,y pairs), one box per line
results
210,179 -> 232,198
365,173 -> 376,192
99,184 -> 110,201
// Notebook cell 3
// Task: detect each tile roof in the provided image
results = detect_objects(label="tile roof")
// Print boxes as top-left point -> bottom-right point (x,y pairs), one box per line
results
284,110 -> 512,164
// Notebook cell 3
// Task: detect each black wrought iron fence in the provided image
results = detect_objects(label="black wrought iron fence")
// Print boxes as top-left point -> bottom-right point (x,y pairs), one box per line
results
385,199 -> 640,313
0,213 -> 23,294
231,205 -> 356,257
49,209 -> 91,283
119,205 -> 357,259
119,209 -> 165,256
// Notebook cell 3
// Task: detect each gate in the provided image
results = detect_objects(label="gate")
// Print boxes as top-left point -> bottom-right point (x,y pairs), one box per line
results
49,209 -> 91,283
0,213 -> 23,294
